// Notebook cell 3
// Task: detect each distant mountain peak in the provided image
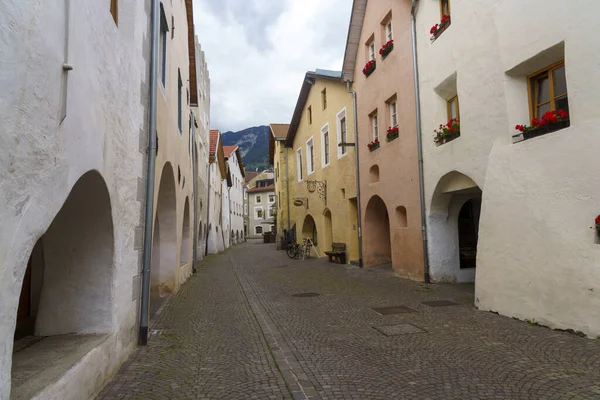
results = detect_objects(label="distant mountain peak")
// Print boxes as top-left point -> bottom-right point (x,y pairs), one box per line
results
221,125 -> 271,171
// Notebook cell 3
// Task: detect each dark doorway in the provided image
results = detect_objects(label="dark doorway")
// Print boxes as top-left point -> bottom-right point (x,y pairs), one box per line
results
458,199 -> 480,269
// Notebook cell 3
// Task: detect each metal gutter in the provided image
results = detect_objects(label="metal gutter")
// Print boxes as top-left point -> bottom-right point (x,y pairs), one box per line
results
411,0 -> 430,282
345,81 -> 363,268
139,0 -> 160,346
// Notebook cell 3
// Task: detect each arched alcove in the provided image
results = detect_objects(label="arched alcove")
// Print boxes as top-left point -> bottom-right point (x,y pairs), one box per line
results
369,165 -> 380,183
180,197 -> 190,266
364,195 -> 391,266
396,206 -> 408,228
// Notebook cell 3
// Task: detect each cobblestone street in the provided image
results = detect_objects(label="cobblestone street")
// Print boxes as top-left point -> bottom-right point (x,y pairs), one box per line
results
98,241 -> 600,399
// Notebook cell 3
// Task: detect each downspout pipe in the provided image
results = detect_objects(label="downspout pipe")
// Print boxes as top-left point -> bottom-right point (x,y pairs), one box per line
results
191,112 -> 198,273
139,0 -> 160,346
345,81 -> 363,268
205,163 -> 212,256
411,0 -> 430,282
285,143 -> 291,232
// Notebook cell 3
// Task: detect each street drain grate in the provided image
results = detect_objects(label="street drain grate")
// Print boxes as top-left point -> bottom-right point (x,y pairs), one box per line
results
292,292 -> 320,298
421,300 -> 459,307
371,306 -> 416,315
373,324 -> 426,336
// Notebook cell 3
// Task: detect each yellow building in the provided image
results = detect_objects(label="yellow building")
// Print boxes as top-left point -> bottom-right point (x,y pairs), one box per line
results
269,124 -> 297,241
284,70 -> 359,262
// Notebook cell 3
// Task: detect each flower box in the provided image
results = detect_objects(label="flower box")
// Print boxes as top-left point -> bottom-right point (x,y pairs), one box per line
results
362,60 -> 376,77
379,40 -> 394,59
367,140 -> 380,151
430,15 -> 451,42
595,215 -> 600,239
386,126 -> 399,142
514,110 -> 569,142
434,118 -> 460,145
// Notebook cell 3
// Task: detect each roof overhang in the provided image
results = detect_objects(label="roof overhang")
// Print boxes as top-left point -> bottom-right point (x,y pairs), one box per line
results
185,0 -> 198,106
341,0 -> 367,83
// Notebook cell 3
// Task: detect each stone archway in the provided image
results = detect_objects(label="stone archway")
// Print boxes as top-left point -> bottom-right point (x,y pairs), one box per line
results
180,197 -> 191,266
428,171 -> 482,283
12,171 -> 115,398
364,195 -> 391,267
301,214 -> 317,245
323,209 -> 333,253
151,163 -> 177,314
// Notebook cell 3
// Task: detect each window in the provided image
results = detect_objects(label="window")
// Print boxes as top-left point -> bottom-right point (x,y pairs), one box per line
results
159,5 -> 168,87
110,0 -> 118,25
306,138 -> 315,175
308,106 -> 312,125
528,61 -> 568,119
440,0 -> 450,17
255,226 -> 263,235
256,195 -> 261,203
321,124 -> 330,167
369,42 -> 375,61
270,208 -> 276,217
268,194 -> 275,203
321,88 -> 327,110
370,111 -> 379,140
337,108 -> 348,158
385,21 -> 393,41
255,208 -> 264,219
390,101 -> 398,127
296,148 -> 303,181
447,96 -> 459,120
178,70 -> 183,133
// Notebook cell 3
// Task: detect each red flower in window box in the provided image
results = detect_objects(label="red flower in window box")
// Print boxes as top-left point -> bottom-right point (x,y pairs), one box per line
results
367,138 -> 380,151
514,109 -> 570,140
596,214 -> 600,237
434,118 -> 460,144
379,40 -> 394,59
362,59 -> 376,77
386,126 -> 399,141
430,14 -> 451,40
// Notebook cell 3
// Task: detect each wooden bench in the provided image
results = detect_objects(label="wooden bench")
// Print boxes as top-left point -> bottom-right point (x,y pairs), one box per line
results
324,242 -> 346,264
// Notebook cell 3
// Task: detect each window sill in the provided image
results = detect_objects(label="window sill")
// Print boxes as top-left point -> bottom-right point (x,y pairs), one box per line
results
431,20 -> 451,43
512,119 -> 570,143
435,131 -> 460,146
368,142 -> 381,152
386,133 -> 399,142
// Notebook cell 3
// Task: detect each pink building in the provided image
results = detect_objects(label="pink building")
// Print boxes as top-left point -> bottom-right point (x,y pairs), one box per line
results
342,0 -> 425,280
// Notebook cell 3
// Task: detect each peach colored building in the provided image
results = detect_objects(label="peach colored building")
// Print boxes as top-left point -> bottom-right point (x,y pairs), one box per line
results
342,0 -> 424,279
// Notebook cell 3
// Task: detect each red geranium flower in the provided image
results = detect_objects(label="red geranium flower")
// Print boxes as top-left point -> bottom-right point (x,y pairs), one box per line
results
430,24 -> 438,34
531,118 -> 540,127
595,214 -> 600,225
441,14 -> 450,23
558,110 -> 568,119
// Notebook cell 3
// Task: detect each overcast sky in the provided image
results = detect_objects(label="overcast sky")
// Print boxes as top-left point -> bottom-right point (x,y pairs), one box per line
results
192,0 -> 353,132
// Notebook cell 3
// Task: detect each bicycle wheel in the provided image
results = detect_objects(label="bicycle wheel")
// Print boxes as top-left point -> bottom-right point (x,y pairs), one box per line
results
286,244 -> 297,259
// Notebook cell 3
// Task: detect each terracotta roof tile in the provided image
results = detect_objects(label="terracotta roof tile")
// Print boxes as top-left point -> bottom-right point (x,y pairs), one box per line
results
248,184 -> 275,193
223,145 -> 238,157
209,130 -> 219,159
244,171 -> 260,183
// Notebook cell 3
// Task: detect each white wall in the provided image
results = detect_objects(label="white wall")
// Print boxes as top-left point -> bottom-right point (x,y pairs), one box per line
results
227,152 -> 245,243
417,0 -> 600,336
0,0 -> 149,398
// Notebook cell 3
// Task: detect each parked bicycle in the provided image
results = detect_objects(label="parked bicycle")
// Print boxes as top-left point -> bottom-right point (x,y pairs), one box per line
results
287,238 -> 315,260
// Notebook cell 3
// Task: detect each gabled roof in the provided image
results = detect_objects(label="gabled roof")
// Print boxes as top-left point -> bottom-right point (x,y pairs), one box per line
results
209,130 -> 227,179
185,0 -> 198,105
269,123 -> 290,164
244,171 -> 260,184
341,0 -> 368,83
209,130 -> 219,161
285,70 -> 343,147
223,145 -> 238,157
248,184 -> 275,193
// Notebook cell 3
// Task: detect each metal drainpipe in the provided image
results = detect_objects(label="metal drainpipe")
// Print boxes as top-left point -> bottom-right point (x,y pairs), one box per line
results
346,81 -> 363,268
139,0 -> 160,346
205,163 -> 212,256
285,144 -> 291,232
411,0 -> 430,282
191,112 -> 198,273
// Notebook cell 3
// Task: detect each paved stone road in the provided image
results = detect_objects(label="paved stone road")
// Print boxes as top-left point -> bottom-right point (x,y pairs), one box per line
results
98,240 -> 600,399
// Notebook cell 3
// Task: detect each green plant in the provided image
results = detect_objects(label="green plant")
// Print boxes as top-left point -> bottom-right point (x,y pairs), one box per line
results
434,118 -> 460,144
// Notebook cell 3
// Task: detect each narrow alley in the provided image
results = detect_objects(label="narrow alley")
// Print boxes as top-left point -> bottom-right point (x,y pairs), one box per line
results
98,241 -> 600,400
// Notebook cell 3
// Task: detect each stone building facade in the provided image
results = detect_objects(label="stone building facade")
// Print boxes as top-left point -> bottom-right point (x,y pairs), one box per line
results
224,146 -> 246,243
269,124 -> 297,242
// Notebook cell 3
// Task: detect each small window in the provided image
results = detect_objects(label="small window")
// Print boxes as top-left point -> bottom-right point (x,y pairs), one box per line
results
158,5 -> 168,87
255,226 -> 263,234
270,208 -> 276,217
390,101 -> 398,127
447,96 -> 459,121
297,148 -> 303,181
528,61 -> 568,119
440,0 -> 450,17
370,111 -> 379,140
369,43 -> 375,61
385,21 -> 393,41
256,209 -> 264,219
268,194 -> 275,203
256,195 -> 261,203
110,0 -> 118,25
340,117 -> 347,155
306,138 -> 315,175
322,125 -> 330,166
308,106 -> 312,125
321,89 -> 327,110
178,70 -> 183,133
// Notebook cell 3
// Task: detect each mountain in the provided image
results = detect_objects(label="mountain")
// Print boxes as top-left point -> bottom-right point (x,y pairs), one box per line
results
221,125 -> 271,172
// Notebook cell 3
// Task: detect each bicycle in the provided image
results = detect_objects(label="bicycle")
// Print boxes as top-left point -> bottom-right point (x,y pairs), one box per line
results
287,238 -> 316,260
